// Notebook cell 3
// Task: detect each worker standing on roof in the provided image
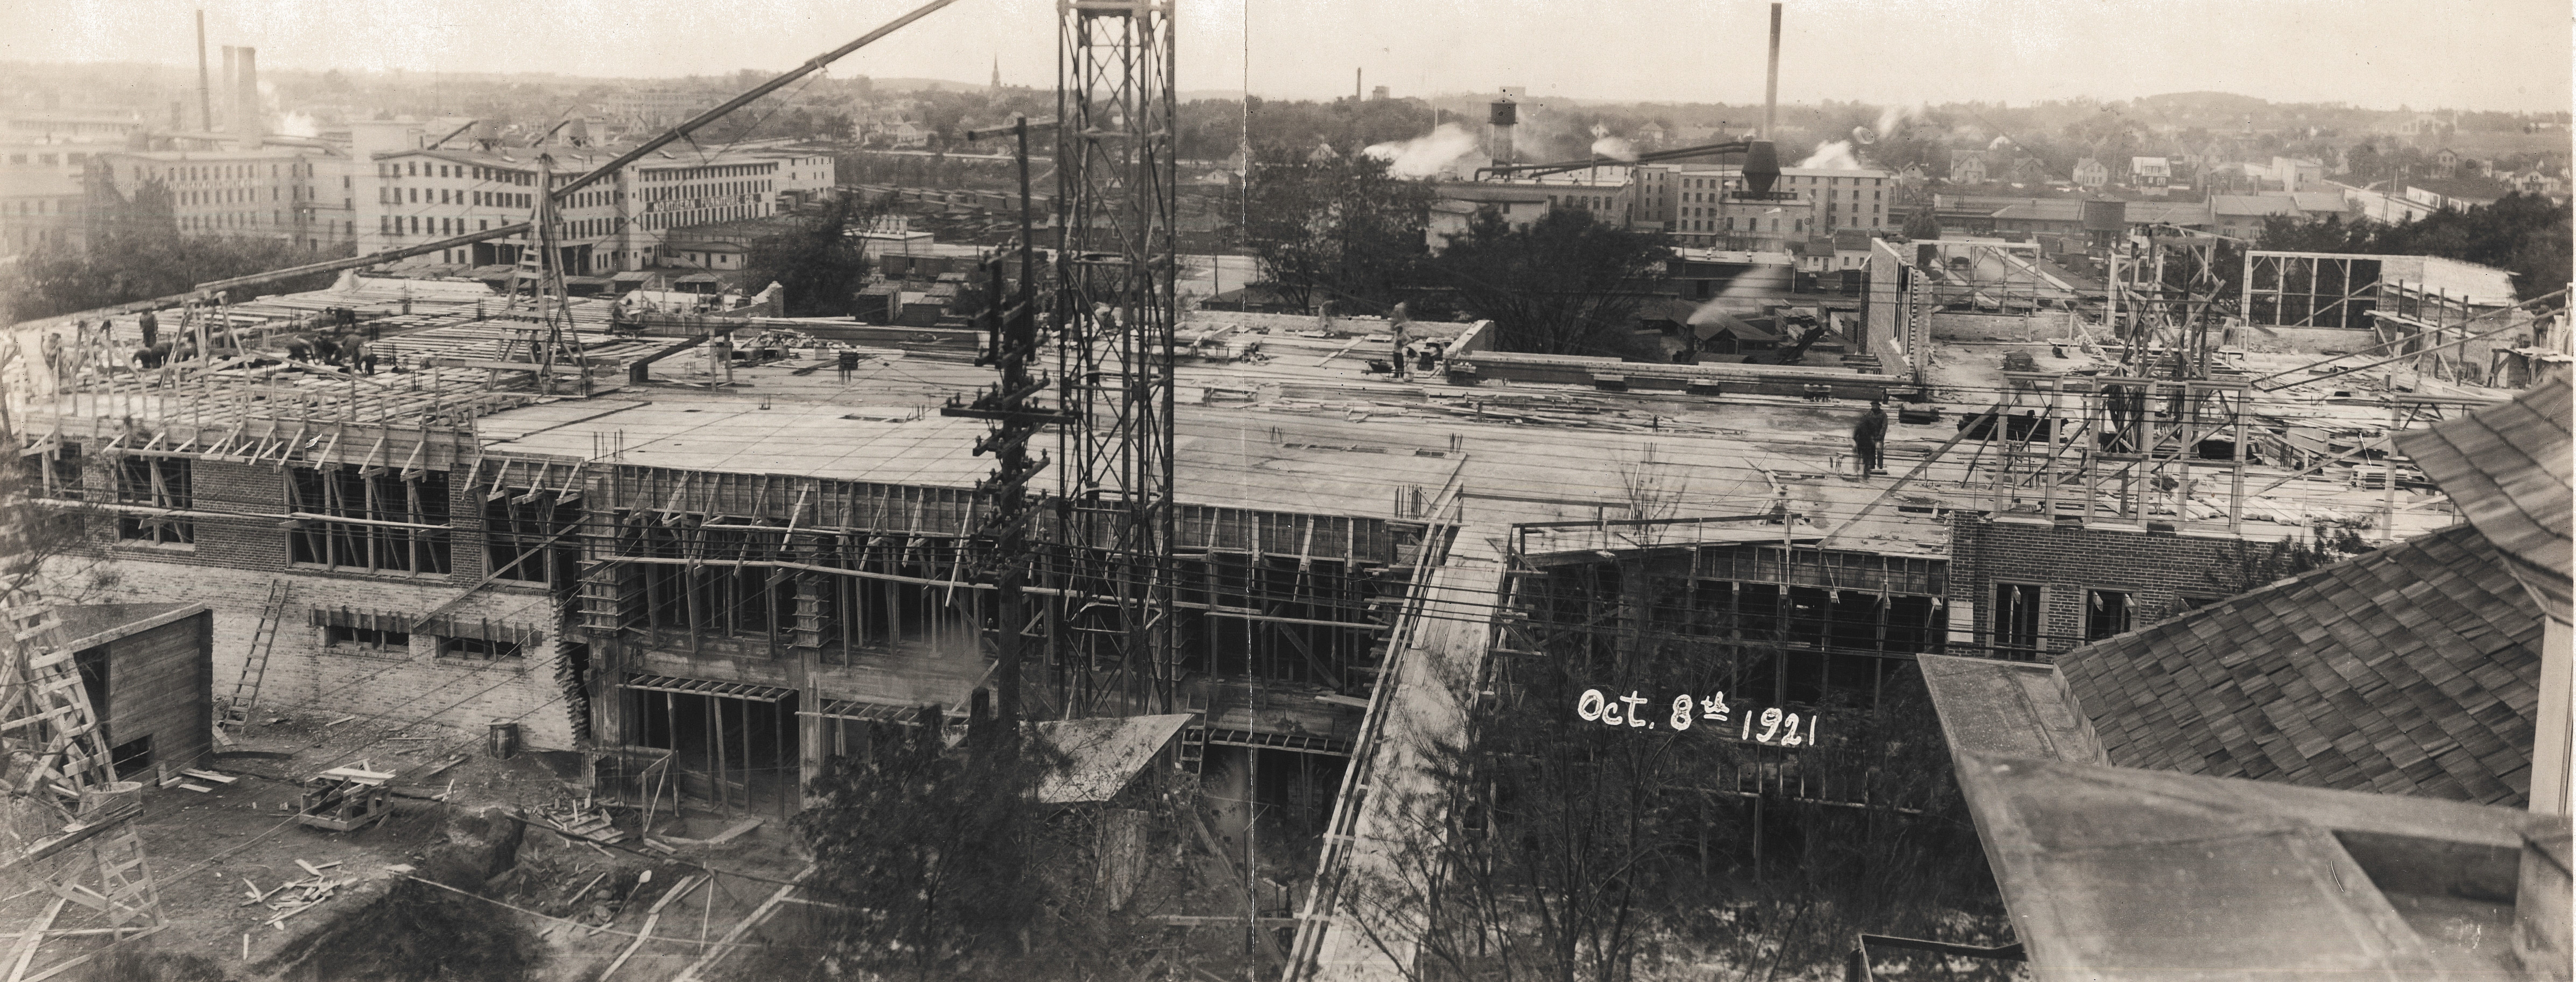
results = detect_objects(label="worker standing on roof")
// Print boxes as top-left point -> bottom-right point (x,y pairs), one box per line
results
1853,400 -> 1888,476
837,348 -> 861,384
137,309 -> 158,349
1388,302 -> 1412,380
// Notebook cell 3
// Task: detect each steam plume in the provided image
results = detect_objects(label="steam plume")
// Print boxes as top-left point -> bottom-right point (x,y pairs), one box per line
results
1798,140 -> 1862,170
1363,122 -> 1479,178
1589,125 -> 1638,162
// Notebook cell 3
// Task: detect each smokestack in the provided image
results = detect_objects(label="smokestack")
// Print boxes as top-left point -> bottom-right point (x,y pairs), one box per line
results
1489,99 -> 1517,166
221,45 -> 235,132
1356,68 -> 1363,102
195,11 -> 212,132
1762,3 -> 1780,139
235,47 -> 260,141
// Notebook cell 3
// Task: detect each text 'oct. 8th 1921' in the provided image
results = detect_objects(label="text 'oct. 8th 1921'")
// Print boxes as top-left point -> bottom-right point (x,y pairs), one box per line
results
1574,688 -> 1820,746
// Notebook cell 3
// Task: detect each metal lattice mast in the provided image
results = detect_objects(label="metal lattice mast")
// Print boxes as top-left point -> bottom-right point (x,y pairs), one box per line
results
1056,0 -> 1179,714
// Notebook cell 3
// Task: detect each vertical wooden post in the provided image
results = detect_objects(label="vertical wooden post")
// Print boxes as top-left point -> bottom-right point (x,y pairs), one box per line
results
711,694 -> 729,812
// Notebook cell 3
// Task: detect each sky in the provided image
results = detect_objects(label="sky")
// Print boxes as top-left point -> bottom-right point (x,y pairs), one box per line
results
9,0 -> 2571,113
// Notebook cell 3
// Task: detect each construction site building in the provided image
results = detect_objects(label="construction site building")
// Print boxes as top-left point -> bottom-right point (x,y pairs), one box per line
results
2,213 -> 2555,971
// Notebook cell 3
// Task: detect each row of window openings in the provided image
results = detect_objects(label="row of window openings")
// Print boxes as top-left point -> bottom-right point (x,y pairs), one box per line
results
179,187 -> 293,205
323,625 -> 523,660
383,161 -> 535,185
385,187 -> 537,209
1683,175 -> 1887,189
381,213 -> 680,239
1987,583 -> 2223,653
85,457 -> 566,584
1682,188 -> 1883,202
137,163 -> 304,183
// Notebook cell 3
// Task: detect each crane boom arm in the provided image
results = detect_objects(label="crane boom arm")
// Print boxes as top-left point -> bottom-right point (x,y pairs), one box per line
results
145,0 -> 963,310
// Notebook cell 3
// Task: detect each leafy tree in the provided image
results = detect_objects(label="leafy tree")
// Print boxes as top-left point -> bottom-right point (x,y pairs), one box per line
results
740,195 -> 885,317
1338,563 -> 2012,982
1427,208 -> 1670,358
1,233 -> 349,324
2208,526 -> 2372,593
1901,206 -> 1940,240
2257,193 -> 2573,304
1240,149 -> 1432,315
793,723 -> 1054,981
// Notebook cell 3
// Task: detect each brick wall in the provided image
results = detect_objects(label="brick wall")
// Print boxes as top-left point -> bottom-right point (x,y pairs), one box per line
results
63,560 -> 574,750
48,443 -> 586,746
1945,513 -> 2250,659
70,452 -> 492,582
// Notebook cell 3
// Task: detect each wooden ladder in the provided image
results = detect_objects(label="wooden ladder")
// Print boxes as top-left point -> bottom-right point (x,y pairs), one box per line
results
2,600 -> 115,804
2,597 -> 168,982
222,578 -> 292,725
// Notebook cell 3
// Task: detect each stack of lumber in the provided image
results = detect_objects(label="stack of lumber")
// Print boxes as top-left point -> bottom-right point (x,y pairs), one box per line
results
242,860 -> 352,930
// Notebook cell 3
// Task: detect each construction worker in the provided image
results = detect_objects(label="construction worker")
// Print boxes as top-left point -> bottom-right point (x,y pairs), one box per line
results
137,309 -> 158,349
1388,302 -> 1412,380
837,348 -> 861,384
1853,400 -> 1889,476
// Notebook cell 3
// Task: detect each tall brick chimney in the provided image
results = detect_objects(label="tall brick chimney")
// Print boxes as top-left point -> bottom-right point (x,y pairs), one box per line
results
234,46 -> 261,141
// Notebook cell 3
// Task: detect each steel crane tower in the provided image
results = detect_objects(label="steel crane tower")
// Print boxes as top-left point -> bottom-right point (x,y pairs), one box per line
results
1054,0 -> 1180,714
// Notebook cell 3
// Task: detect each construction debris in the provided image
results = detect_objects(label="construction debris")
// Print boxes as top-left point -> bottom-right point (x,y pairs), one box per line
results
532,797 -> 628,845
247,866 -> 358,930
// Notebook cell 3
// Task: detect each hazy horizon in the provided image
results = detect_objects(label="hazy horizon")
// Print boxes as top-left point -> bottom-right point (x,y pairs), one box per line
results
8,0 -> 2570,114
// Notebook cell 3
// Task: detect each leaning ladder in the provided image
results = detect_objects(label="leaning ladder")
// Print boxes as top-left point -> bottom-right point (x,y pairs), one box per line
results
223,579 -> 292,724
1,597 -> 168,979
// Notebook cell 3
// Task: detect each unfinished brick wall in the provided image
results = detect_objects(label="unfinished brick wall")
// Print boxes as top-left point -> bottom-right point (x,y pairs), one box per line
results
1945,513 -> 2253,660
77,555 -> 575,748
54,448 -> 578,750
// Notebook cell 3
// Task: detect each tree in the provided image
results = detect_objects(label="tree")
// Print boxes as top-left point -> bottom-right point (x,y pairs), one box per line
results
1337,565 -> 2013,982
2257,193 -> 2573,305
793,723 -> 1054,981
1426,208 -> 1670,358
740,195 -> 884,318
2208,525 -> 2372,593
1901,206 -> 1940,240
1,232 -> 349,325
1240,149 -> 1432,315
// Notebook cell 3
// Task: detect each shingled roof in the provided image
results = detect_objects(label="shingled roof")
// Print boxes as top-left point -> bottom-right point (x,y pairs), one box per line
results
2394,376 -> 2571,623
2055,521 -> 2544,807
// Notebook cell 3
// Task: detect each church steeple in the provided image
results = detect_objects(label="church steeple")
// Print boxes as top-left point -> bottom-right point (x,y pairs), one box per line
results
991,57 -> 1000,91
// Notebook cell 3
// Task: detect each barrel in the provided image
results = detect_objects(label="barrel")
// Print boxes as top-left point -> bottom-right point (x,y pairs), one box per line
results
487,720 -> 520,759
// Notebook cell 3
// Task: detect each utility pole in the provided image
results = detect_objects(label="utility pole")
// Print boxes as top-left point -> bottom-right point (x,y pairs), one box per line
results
946,115 -> 1061,731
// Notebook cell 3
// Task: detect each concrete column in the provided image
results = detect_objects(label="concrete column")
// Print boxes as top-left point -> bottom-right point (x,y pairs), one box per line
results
792,644 -> 822,807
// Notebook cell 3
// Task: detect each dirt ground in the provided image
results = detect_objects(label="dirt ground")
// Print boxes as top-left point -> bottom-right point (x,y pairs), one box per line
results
6,707 -> 809,981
